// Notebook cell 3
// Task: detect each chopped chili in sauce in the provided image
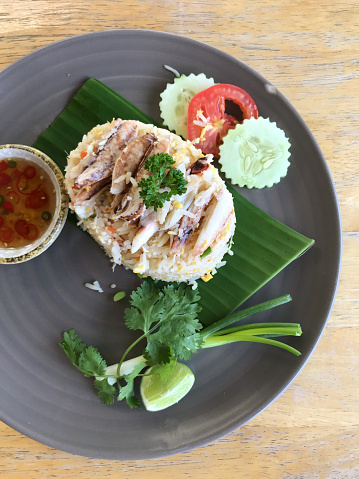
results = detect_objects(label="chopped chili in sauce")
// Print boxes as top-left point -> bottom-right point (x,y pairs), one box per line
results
0,158 -> 55,247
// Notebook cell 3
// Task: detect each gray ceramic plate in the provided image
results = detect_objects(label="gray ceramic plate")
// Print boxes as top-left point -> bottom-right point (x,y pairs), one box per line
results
0,30 -> 341,460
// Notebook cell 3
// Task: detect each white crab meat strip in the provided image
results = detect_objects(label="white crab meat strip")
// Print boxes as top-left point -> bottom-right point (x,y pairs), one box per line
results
131,219 -> 160,254
111,133 -> 157,213
193,188 -> 234,257
111,130 -> 156,196
170,186 -> 214,253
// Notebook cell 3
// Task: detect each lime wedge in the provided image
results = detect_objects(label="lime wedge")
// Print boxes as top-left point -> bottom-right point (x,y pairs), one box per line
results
140,362 -> 195,411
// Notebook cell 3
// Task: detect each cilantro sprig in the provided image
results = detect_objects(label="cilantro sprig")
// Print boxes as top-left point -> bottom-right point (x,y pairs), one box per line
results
60,281 -> 302,409
138,153 -> 188,210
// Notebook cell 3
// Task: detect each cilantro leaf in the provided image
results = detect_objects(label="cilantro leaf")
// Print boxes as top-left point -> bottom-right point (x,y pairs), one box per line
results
124,281 -> 203,365
125,281 -> 165,333
60,330 -> 108,378
147,284 -> 203,360
78,346 -> 107,377
145,339 -> 173,365
94,378 -> 117,405
117,362 -> 146,409
59,329 -> 86,365
138,153 -> 188,210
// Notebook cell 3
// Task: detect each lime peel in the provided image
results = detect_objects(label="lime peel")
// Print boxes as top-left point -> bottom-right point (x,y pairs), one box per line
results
218,117 -> 291,188
159,73 -> 215,139
140,362 -> 195,411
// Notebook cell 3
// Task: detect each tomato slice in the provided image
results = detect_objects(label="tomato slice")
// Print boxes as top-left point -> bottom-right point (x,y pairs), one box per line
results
0,226 -> 15,243
187,84 -> 258,157
25,190 -> 48,209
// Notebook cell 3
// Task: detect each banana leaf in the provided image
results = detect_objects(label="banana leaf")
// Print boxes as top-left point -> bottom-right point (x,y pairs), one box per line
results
33,78 -> 314,325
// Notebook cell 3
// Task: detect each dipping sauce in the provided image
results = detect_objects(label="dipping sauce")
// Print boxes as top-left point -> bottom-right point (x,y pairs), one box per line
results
0,157 -> 56,248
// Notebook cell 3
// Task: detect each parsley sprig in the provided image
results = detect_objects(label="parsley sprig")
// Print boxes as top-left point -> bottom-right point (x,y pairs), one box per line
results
60,281 -> 302,409
138,153 -> 188,210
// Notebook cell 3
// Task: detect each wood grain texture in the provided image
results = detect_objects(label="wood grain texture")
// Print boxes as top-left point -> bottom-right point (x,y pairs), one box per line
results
0,0 -> 358,477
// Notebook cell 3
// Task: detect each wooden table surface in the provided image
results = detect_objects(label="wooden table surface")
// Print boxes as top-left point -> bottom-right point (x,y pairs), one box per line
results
0,1 -> 358,477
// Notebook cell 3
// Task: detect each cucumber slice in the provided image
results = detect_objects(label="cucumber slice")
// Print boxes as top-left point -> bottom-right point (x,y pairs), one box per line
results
218,117 -> 291,188
159,73 -> 215,139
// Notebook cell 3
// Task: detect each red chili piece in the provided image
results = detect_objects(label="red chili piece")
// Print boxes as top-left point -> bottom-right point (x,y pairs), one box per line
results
24,166 -> 37,179
15,219 -> 29,236
0,226 -> 15,243
22,223 -> 38,241
25,190 -> 48,209
16,172 -> 41,196
0,217 -> 3,227
3,202 -> 14,212
0,161 -> 8,172
7,190 -> 20,204
0,172 -> 11,187
15,220 -> 39,240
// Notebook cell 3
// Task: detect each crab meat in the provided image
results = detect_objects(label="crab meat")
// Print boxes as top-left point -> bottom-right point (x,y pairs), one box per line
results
111,131 -> 157,196
192,188 -> 234,257
73,177 -> 112,205
111,133 -> 157,213
74,120 -> 138,189
131,214 -> 160,254
170,187 -> 214,253
163,185 -> 198,230
115,137 -> 170,219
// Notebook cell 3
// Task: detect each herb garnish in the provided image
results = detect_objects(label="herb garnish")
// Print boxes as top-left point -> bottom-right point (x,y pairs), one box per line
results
138,153 -> 188,210
60,281 -> 302,409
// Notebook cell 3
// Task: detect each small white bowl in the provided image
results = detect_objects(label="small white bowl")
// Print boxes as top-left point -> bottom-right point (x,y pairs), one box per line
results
0,144 -> 68,264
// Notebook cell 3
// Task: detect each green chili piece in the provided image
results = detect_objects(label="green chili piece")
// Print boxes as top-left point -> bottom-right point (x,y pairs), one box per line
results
200,246 -> 212,259
114,291 -> 126,302
8,160 -> 17,168
41,211 -> 52,221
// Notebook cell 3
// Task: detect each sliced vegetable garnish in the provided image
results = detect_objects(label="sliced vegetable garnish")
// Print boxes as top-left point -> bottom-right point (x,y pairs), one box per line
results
0,225 -> 14,243
24,165 -> 36,179
25,190 -> 49,209
200,246 -> 212,259
219,117 -> 291,188
114,291 -> 126,302
159,73 -> 215,139
187,84 -> 258,157
0,172 -> 11,187
0,161 -> 8,172
15,219 -> 39,240
3,201 -> 13,212
41,211 -> 52,221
